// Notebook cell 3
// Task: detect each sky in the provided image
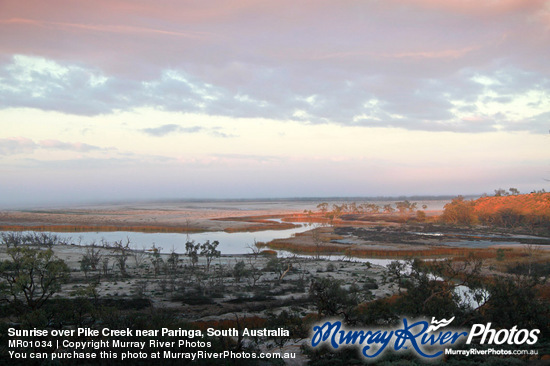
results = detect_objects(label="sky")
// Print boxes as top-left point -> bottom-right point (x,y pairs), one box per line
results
1,0 -> 549,208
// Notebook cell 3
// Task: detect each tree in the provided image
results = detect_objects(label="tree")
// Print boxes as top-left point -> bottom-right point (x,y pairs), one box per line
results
316,202 -> 329,214
150,244 -> 164,276
311,226 -> 323,259
265,256 -> 294,283
395,201 -> 409,214
362,203 -> 380,213
309,277 -> 366,324
331,204 -> 343,216
246,243 -> 264,288
167,249 -> 179,273
384,260 -> 408,294
509,187 -> 520,196
200,240 -> 220,272
233,261 -> 248,283
392,257 -> 484,320
112,238 -> 132,276
369,203 -> 381,213
395,200 -> 417,214
80,245 -> 102,279
185,241 -> 200,268
0,245 -> 69,312
481,274 -> 549,332
440,196 -> 477,225
383,204 -> 395,213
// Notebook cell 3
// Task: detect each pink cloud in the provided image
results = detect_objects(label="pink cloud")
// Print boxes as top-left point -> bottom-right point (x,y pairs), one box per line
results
312,46 -> 479,61
0,18 -> 42,26
1,17 -> 215,40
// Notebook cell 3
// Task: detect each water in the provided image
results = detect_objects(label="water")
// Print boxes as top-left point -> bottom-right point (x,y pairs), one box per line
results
6,223 -> 314,255
455,285 -> 488,309
440,240 -> 522,248
1,223 -> 405,267
277,250 -> 398,267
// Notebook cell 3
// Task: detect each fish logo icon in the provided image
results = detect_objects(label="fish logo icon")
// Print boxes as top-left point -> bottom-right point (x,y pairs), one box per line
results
427,317 -> 455,332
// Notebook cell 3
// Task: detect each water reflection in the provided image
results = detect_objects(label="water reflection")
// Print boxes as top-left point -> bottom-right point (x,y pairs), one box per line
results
276,250 -> 398,267
4,223 -> 313,255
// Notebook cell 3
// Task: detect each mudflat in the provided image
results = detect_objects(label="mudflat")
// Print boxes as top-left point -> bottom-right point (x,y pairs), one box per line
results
0,200 -> 322,232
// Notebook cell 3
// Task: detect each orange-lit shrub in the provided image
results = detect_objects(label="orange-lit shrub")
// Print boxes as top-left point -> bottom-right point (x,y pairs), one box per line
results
440,193 -> 550,231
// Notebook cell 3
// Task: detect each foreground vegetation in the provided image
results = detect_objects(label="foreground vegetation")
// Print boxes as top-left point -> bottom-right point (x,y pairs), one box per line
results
0,231 -> 548,364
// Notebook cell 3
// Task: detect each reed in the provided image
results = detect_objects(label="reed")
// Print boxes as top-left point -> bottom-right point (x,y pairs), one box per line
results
264,238 -> 516,259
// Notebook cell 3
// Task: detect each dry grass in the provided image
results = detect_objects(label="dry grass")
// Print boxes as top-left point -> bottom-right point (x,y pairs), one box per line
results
264,236 -> 530,260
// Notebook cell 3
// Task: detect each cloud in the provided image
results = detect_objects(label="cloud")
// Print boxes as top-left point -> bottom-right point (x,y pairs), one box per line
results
0,1 -> 549,133
140,123 -> 236,138
0,137 -> 107,155
208,127 -> 237,138
141,124 -> 198,137
0,18 -> 215,40
0,137 -> 36,155
38,139 -> 103,152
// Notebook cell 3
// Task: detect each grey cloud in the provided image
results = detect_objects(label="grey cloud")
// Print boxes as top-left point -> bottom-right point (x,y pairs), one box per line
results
0,59 -> 139,115
0,137 -> 36,155
141,124 -> 195,137
140,124 -> 236,138
522,112 -> 550,134
2,55 -> 548,134
0,137 -> 107,155
209,127 -> 237,138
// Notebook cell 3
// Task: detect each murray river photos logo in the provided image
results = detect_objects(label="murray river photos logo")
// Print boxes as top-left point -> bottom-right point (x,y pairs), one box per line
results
310,317 -> 540,360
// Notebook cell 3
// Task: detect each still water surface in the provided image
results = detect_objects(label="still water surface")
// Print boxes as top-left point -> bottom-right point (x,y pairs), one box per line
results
14,223 -> 314,255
